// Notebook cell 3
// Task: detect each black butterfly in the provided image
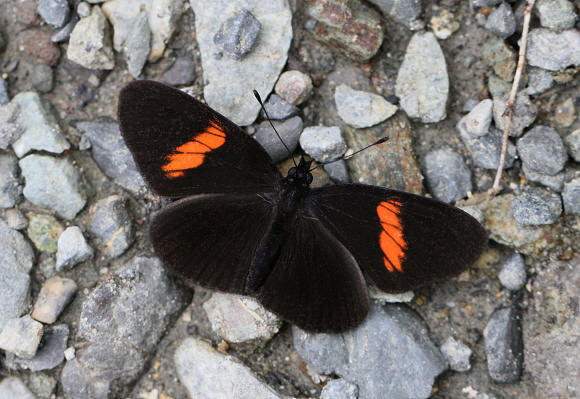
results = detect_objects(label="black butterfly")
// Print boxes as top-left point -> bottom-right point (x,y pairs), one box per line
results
118,80 -> 487,333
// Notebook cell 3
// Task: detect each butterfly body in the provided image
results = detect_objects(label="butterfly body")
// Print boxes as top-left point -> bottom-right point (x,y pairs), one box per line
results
118,80 -> 488,333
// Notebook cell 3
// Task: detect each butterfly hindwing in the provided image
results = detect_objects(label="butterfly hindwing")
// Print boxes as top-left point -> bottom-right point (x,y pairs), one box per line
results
306,184 -> 488,294
118,80 -> 282,197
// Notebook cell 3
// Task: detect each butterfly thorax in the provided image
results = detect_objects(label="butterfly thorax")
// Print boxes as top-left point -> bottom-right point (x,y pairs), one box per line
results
279,157 -> 313,217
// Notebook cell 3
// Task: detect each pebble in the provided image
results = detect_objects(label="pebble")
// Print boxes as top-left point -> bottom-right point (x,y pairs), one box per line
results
67,6 -> 115,70
554,97 -> 576,127
18,1 -> 42,25
320,379 -> 359,399
0,102 -> 23,150
522,163 -> 567,192
5,324 -> 69,371
536,0 -> 577,32
253,116 -> 303,162
430,9 -> 460,40
334,84 -> 397,128
64,347 -> 75,360
26,213 -> 64,253
51,10 -> 79,42
517,125 -> 568,175
527,28 -> 580,71
77,2 -> 92,18
395,31 -> 449,123
485,2 -> 516,38
525,66 -> 554,96
308,0 -> 383,60
19,154 -> 88,220
158,55 -> 196,86
484,304 -> 523,383
31,276 -> 78,324
189,0 -> 292,126
275,70 -> 313,106
511,188 -> 562,225
562,178 -> 580,215
87,195 -> 134,259
28,373 -> 57,399
18,29 -> 61,66
0,152 -> 22,208
461,99 -> 493,137
482,37 -> 516,82
324,159 -> 349,183
366,0 -> 422,29
175,338 -> 284,399
300,126 -> 347,162
213,9 -> 261,60
102,0 -> 184,63
0,315 -> 43,359
0,377 -> 36,399
202,292 -> 282,343
564,129 -> 580,162
126,11 -> 151,78
421,147 -> 472,204
76,122 -> 145,195
440,337 -> 472,372
260,94 -> 298,120
56,226 -> 94,271
10,91 -> 70,158
493,93 -> 537,137
38,0 -> 70,28
293,303 -> 447,399
457,123 -> 517,170
31,63 -> 54,93
498,253 -> 526,291
4,209 -> 28,230
0,77 -> 9,104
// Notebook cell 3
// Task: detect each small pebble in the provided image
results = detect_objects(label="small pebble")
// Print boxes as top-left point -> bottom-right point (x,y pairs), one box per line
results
87,195 -> 134,259
517,125 -> 568,175
461,99 -> 493,137
64,346 -> 75,360
51,9 -> 79,43
56,226 -> 94,271
430,9 -> 460,40
526,28 -> 580,71
31,277 -> 78,324
4,209 -> 28,230
511,188 -> 562,225
159,56 -> 196,87
275,70 -> 313,105
536,0 -> 577,32
421,147 -> 472,204
37,0 -> 70,28
0,377 -> 36,399
564,129 -> 580,162
253,116 -> 303,162
323,159 -> 349,183
562,178 -> 580,215
0,315 -> 43,359
525,67 -> 554,96
440,337 -> 472,372
485,2 -> 516,38
300,126 -> 347,162
26,213 -> 64,253
498,253 -> 527,291
77,2 -> 91,18
320,378 -> 359,399
554,98 -> 576,127
484,305 -> 523,383
334,84 -> 397,128
493,93 -> 537,137
259,94 -> 298,120
126,11 -> 151,78
31,64 -> 54,93
213,9 -> 261,60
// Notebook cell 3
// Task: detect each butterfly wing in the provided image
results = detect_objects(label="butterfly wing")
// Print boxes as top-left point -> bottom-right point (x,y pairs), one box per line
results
118,80 -> 282,197
150,193 -> 278,293
255,210 -> 370,333
305,184 -> 488,294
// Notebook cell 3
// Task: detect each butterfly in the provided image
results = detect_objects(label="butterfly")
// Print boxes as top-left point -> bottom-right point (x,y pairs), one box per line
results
118,80 -> 488,333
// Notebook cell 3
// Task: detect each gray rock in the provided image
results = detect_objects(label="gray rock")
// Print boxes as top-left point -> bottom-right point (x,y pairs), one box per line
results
440,336 -> 472,372
564,129 -> 580,162
395,31 -> 449,123
493,93 -> 537,137
536,0 -> 577,32
4,209 -> 28,230
253,116 -> 303,162
511,188 -> 562,225
87,195 -> 133,259
0,377 -> 35,399
484,305 -> 523,383
562,178 -> 580,215
19,154 -> 88,220
460,99 -> 493,137
190,0 -> 292,125
11,91 -> 70,158
421,147 -> 472,204
517,125 -> 568,175
26,213 -> 64,253
175,337 -> 284,399
527,28 -> 580,71
67,6 -> 115,70
300,126 -> 347,162
275,70 -> 313,106
522,163 -> 567,192
293,303 -> 447,399
202,292 -> 282,343
56,226 -> 94,271
321,379 -> 359,399
0,218 -> 34,331
0,152 -> 22,208
498,253 -> 526,291
324,159 -> 349,183
335,84 -> 397,128
0,77 -> 9,104
77,2 -> 92,17
51,9 -> 79,42
525,66 -> 554,96
28,373 -> 57,399
213,9 -> 261,60
5,324 -> 69,371
0,102 -> 22,150
126,11 -> 150,78
485,2 -> 516,38
31,276 -> 78,324
365,0 -> 422,29
259,94 -> 298,120
31,63 -> 54,93
159,56 -> 196,87
457,125 -> 517,170
76,122 -> 146,195
0,315 -> 43,359
38,0 -> 70,27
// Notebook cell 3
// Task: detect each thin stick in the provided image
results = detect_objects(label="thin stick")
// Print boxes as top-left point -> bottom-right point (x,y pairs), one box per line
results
490,0 -> 536,196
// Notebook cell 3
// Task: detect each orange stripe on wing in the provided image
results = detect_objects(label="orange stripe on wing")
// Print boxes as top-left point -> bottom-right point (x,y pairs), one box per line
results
377,201 -> 407,272
162,120 -> 226,178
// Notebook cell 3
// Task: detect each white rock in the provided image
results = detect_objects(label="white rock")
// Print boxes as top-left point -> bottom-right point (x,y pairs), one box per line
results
334,84 -> 397,128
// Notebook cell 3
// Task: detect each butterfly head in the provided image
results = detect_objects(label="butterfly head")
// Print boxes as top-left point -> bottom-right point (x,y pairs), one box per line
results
285,156 -> 313,188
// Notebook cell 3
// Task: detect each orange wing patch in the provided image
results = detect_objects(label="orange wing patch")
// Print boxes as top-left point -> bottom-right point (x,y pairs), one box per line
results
162,121 -> 226,178
377,201 -> 407,272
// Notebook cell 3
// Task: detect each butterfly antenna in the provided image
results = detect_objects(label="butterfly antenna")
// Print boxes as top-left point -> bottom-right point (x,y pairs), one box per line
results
254,90 -> 297,167
310,137 -> 389,171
